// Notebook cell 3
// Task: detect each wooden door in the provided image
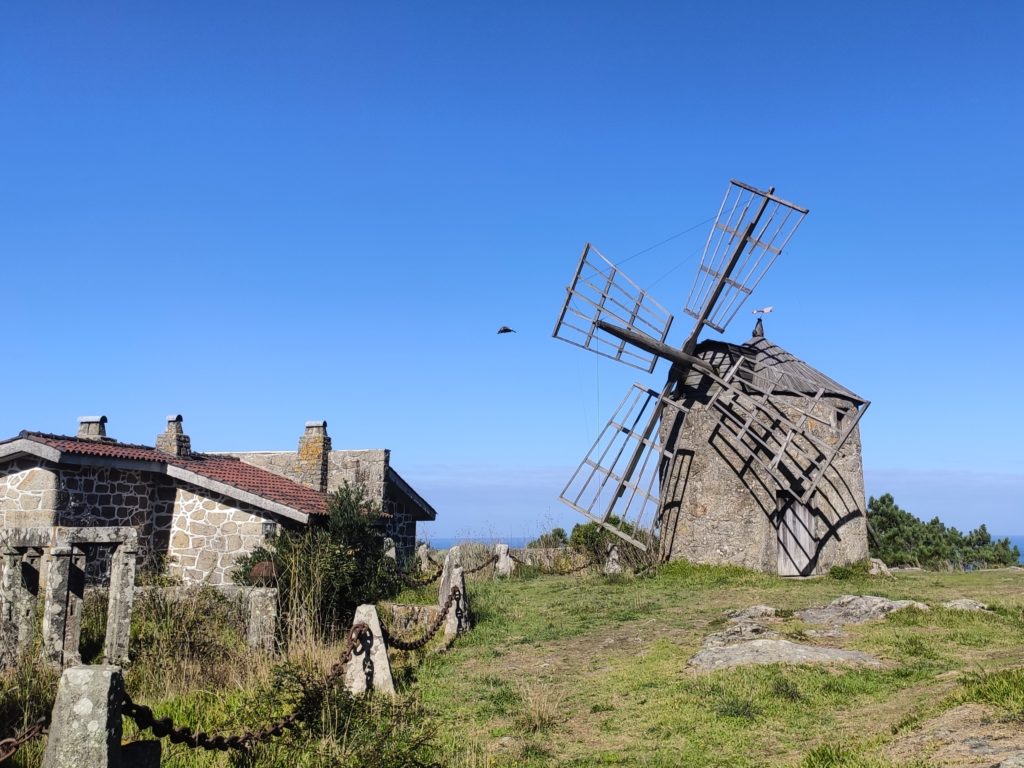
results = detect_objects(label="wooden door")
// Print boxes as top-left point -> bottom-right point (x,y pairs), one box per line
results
777,499 -> 814,576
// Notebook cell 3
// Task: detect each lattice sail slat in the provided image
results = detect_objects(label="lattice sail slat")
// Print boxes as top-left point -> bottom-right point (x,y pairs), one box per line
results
553,244 -> 674,373
558,384 -> 687,551
685,181 -> 808,335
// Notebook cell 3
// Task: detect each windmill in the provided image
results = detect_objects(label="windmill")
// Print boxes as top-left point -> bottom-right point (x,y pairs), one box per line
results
552,180 -> 870,563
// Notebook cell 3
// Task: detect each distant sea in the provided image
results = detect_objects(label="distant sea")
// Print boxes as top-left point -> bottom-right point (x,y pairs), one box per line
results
427,536 -> 531,550
426,535 -> 1024,564
429,536 -> 1024,563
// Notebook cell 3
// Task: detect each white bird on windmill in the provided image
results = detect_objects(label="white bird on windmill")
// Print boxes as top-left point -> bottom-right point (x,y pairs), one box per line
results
751,306 -> 774,315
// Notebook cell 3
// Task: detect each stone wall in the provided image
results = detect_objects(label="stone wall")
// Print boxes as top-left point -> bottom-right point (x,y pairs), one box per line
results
222,449 -> 389,498
326,450 -> 389,499
660,392 -> 868,575
167,488 -> 269,586
230,448 -> 417,561
0,458 -> 59,528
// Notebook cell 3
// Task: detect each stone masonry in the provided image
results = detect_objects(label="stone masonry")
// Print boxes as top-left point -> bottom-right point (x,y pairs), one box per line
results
1,416 -> 436,589
0,457 -> 60,528
168,489 -> 268,586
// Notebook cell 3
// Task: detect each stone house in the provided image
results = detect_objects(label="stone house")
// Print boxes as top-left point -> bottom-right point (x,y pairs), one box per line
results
659,321 -> 869,576
0,416 -> 435,585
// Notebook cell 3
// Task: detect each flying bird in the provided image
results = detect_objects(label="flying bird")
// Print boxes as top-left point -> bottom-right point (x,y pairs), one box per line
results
751,306 -> 774,315
497,326 -> 517,334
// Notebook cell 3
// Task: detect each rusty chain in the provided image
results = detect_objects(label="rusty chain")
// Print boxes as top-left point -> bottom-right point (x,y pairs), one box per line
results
120,622 -> 372,752
397,562 -> 443,588
462,554 -> 498,575
380,586 -> 462,651
0,715 -> 48,763
509,552 -> 595,575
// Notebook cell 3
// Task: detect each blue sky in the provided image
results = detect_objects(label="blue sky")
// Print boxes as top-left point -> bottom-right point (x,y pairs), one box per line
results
2,2 -> 1021,538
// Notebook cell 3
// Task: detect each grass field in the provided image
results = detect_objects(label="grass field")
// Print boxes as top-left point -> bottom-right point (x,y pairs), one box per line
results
405,563 -> 1024,767
4,563 -> 1023,767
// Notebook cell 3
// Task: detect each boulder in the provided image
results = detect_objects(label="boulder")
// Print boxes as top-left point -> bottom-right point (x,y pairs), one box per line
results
868,558 -> 892,577
689,638 -> 882,671
796,595 -> 929,626
726,605 -> 777,622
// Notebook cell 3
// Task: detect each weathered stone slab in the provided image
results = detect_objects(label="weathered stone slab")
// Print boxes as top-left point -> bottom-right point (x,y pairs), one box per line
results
437,546 -> 461,609
443,566 -> 470,639
494,543 -> 514,577
869,558 -> 893,577
796,595 -> 929,626
726,605 -> 777,622
603,544 -> 622,575
383,537 -> 397,562
689,638 -> 882,671
42,664 -> 124,768
42,546 -> 76,668
703,621 -> 778,648
246,588 -> 278,653
343,604 -> 394,696
416,543 -> 432,573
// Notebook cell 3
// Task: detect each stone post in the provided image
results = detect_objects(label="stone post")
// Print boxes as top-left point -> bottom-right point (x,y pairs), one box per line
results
383,537 -> 397,562
245,588 -> 278,654
1,547 -> 19,664
603,544 -> 622,575
62,547 -> 87,666
42,664 -> 124,768
104,542 -> 137,664
494,543 -> 514,577
18,548 -> 42,654
437,546 -> 461,608
416,543 -> 432,573
42,546 -> 75,667
442,566 -> 470,639
342,605 -> 395,696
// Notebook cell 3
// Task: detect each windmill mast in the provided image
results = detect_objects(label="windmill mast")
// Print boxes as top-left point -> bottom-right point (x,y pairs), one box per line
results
596,186 -> 777,527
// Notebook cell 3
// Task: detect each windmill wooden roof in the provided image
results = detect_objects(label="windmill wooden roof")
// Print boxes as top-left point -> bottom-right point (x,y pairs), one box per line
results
694,332 -> 866,404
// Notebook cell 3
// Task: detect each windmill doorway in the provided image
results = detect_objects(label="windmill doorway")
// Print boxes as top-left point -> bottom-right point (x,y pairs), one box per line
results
777,495 -> 815,576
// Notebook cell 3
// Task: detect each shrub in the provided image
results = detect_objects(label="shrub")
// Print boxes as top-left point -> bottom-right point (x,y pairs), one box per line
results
868,493 -> 1020,569
234,662 -> 437,768
527,527 -> 568,549
127,585 -> 250,697
827,559 -> 871,580
234,483 -> 401,642
569,516 -> 658,570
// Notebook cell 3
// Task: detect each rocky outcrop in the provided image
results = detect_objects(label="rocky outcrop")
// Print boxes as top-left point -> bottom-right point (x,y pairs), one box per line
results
795,595 -> 929,626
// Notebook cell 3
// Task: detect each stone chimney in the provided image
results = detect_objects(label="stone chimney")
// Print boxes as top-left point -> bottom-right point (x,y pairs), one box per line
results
77,415 -> 108,440
296,420 -> 331,492
155,415 -> 191,458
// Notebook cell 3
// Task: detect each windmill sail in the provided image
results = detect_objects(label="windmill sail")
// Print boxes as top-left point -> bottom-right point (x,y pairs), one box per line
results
558,384 -> 687,550
685,181 -> 808,335
553,244 -> 674,373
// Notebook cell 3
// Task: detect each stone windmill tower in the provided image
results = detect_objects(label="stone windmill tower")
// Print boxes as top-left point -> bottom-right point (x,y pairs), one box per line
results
552,181 -> 870,575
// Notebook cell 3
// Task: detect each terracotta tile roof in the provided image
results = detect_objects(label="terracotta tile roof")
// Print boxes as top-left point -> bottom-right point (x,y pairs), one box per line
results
15,432 -> 328,516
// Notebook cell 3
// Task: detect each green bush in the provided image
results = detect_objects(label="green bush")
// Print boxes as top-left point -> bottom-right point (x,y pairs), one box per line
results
526,527 -> 567,549
569,516 -> 657,569
827,559 -> 871,581
234,662 -> 437,768
234,483 -> 401,641
868,493 -> 1020,569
